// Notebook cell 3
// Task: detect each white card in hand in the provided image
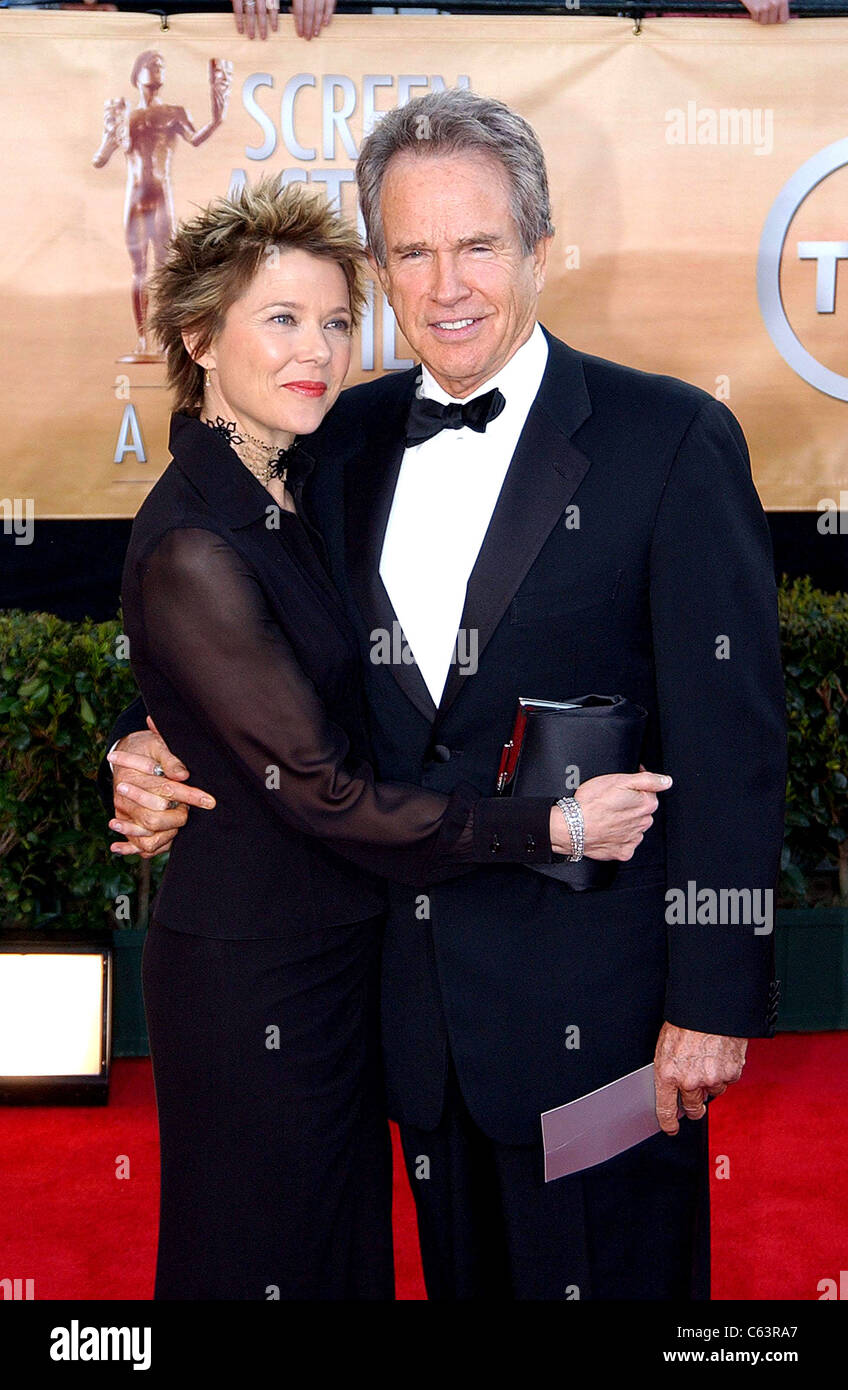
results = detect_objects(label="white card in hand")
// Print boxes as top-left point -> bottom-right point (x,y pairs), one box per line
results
541,1063 -> 670,1182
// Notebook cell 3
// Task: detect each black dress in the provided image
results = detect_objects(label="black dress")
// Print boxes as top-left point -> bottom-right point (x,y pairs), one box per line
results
119,413 -> 557,1301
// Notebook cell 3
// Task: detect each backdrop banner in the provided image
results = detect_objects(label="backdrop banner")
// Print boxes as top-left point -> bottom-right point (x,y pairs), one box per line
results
1,12 -> 847,517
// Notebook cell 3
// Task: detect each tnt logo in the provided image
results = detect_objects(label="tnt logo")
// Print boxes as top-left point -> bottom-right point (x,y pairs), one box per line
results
758,137 -> 848,400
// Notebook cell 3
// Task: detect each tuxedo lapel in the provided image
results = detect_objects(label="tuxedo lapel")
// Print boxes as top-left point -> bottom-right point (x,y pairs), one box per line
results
344,368 -> 439,723
436,331 -> 593,719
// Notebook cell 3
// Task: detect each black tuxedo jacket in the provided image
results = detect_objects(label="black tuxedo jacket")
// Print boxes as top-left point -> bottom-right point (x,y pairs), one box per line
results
303,325 -> 785,1143
103,327 -> 785,1145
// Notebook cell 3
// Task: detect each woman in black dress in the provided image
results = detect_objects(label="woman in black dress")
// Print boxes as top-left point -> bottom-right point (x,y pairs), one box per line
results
113,178 -> 574,1300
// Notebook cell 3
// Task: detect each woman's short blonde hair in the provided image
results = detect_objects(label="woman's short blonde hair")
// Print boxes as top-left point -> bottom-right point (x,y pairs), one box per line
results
148,176 -> 368,414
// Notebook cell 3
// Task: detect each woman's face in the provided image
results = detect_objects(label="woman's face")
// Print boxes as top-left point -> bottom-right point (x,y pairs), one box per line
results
198,248 -> 354,446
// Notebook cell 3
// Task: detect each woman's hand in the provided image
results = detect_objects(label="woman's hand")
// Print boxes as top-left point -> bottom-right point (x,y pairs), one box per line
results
107,717 -> 216,858
550,767 -> 672,860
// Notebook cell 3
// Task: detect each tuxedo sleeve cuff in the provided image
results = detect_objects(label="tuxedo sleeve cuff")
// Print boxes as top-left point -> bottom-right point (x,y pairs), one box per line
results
663,973 -> 781,1039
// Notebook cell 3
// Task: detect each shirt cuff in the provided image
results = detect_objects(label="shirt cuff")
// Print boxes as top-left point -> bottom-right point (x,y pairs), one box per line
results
472,796 -> 555,865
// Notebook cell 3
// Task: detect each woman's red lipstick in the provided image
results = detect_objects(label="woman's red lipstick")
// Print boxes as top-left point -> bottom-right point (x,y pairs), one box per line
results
283,381 -> 327,397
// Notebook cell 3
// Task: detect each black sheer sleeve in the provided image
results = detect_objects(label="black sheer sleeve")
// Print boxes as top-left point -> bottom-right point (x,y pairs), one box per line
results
134,527 -> 555,885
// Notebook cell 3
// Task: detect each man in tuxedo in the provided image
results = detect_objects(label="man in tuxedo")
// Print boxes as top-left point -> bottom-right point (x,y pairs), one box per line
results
102,88 -> 785,1299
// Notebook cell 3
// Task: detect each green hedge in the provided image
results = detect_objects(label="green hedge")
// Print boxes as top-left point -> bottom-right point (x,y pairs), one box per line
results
0,610 -> 163,931
0,575 -> 846,930
779,577 -> 848,905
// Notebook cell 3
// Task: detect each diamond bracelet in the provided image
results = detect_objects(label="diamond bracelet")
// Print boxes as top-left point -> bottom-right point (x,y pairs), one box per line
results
555,796 -> 584,863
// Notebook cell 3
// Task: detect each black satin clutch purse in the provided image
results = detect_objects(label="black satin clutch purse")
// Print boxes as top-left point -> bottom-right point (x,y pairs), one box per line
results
495,694 -> 648,889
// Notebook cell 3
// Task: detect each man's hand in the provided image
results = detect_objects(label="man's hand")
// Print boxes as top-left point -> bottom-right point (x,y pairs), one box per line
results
107,717 -> 216,859
653,1022 -> 748,1135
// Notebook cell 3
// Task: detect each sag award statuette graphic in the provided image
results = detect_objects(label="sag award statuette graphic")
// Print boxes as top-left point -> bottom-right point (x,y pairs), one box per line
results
93,50 -> 233,363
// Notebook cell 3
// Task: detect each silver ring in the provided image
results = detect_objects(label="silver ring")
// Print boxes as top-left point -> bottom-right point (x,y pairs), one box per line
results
166,800 -> 179,810
245,0 -> 256,9
152,763 -> 165,777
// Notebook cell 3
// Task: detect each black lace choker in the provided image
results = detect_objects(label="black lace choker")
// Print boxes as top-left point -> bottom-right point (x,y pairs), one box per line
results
202,415 -> 300,487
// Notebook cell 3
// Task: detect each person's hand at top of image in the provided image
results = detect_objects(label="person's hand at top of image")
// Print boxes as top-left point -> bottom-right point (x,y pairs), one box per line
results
231,0 -> 336,41
739,0 -> 790,23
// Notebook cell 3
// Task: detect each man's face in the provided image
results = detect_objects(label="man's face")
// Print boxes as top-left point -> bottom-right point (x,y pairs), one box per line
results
372,150 -> 550,398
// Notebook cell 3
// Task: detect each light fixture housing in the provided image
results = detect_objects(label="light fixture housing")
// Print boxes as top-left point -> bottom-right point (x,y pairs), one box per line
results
0,930 -> 113,1105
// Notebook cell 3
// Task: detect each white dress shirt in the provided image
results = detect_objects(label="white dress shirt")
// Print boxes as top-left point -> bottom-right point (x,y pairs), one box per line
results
379,321 -> 549,706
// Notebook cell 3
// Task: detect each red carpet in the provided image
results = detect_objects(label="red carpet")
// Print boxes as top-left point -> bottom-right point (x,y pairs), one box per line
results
710,1031 -> 848,1301
0,1034 -> 843,1301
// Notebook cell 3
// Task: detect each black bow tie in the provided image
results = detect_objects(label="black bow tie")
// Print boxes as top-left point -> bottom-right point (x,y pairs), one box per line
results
404,386 -> 506,448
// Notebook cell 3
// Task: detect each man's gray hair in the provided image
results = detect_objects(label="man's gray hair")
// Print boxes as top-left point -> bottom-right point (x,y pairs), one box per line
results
356,88 -> 555,266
